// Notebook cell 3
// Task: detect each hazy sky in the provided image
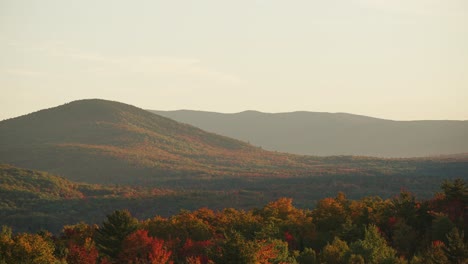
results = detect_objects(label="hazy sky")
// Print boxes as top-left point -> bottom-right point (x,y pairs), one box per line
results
1,0 -> 467,121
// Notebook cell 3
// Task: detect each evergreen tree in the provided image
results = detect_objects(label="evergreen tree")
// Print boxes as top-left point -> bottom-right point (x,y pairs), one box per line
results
442,179 -> 468,202
95,210 -> 139,259
211,231 -> 258,264
444,228 -> 468,264
350,224 -> 398,264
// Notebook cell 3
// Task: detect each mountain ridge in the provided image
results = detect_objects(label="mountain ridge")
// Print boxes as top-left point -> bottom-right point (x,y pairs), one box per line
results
1,99 -> 467,189
157,109 -> 468,122
151,109 -> 468,157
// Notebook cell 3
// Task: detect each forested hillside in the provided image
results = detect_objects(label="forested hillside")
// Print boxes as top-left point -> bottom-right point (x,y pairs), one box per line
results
0,99 -> 365,185
1,179 -> 467,263
0,99 -> 258,184
1,99 -> 467,189
0,163 -> 466,235
152,109 -> 468,158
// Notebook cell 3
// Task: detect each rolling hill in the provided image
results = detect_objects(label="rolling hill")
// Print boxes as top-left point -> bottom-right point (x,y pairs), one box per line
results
0,164 -> 243,233
0,99 -> 344,185
151,110 -> 468,158
0,99 -> 467,191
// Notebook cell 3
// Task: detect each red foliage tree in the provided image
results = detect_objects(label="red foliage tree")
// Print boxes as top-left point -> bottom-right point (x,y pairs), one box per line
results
119,229 -> 172,264
178,238 -> 212,264
66,240 -> 99,264
284,231 -> 295,250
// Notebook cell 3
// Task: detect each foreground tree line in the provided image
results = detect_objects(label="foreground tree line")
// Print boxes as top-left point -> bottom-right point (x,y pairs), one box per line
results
1,179 -> 467,264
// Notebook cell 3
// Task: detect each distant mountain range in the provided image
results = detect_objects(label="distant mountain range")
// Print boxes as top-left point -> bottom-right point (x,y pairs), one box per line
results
151,110 -> 468,158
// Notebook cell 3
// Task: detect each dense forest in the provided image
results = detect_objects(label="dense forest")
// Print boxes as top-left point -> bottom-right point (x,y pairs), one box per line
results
1,163 -> 466,235
1,179 -> 467,264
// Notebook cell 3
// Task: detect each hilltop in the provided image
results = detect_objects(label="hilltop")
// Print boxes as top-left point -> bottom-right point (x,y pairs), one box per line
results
151,109 -> 468,158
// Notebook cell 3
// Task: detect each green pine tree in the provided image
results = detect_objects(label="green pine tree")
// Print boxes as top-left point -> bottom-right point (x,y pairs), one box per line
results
444,227 -> 468,264
94,210 -> 139,259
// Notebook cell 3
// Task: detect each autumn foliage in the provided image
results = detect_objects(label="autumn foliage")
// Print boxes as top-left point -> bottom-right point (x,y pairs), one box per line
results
0,179 -> 467,263
119,229 -> 172,264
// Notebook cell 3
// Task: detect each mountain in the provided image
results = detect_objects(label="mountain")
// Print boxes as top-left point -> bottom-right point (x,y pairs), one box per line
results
150,110 -> 468,158
0,99 -> 342,185
0,99 -> 257,184
1,99 -> 467,190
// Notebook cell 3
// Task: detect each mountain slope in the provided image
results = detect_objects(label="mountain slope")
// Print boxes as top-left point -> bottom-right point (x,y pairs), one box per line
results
1,99 -> 467,187
150,110 -> 468,158
0,99 -> 337,184
0,164 -> 85,200
0,164 -> 225,233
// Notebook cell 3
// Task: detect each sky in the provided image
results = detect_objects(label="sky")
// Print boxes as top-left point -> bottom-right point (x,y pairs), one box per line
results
1,0 -> 467,121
